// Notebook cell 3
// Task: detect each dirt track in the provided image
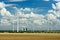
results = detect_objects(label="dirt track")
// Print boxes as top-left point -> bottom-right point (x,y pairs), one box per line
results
0,33 -> 60,40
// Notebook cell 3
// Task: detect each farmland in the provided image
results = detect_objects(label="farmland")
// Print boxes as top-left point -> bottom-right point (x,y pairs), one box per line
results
0,33 -> 60,40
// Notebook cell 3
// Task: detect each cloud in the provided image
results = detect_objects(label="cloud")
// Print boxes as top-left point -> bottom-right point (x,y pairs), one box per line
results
50,2 -> 60,17
54,0 -> 60,2
8,0 -> 26,2
0,2 -> 14,8
43,0 -> 50,1
45,13 -> 56,20
0,2 -> 14,26
52,3 -> 56,10
33,19 -> 45,25
0,4 -> 60,30
45,1 -> 60,30
55,2 -> 60,17
1,8 -> 12,16
1,17 -> 12,26
8,7 -> 46,28
6,4 -> 15,7
0,2 -> 14,17
0,2 -> 5,9
23,8 -> 33,12
52,1 -> 60,10
56,2 -> 60,9
10,7 -> 60,30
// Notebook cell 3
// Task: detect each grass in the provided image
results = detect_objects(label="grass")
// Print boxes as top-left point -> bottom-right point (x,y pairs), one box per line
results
0,33 -> 60,40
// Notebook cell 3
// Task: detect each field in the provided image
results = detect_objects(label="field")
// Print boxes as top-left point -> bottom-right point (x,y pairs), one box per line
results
0,33 -> 60,40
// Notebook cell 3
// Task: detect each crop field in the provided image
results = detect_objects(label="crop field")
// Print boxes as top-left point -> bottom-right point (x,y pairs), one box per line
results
0,33 -> 60,40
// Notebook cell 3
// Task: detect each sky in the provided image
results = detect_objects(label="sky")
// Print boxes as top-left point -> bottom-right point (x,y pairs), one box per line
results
0,0 -> 60,30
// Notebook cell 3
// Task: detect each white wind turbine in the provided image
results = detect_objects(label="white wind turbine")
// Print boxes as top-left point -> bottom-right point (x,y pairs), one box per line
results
17,17 -> 19,32
13,7 -> 20,32
16,13 -> 20,32
11,15 -> 19,32
12,20 -> 15,32
10,16 -> 16,32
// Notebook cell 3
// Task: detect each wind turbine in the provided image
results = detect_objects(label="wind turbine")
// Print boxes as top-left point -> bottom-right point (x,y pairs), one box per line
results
16,13 -> 20,32
13,7 -> 20,32
17,18 -> 19,32
11,16 -> 15,32
12,20 -> 15,32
